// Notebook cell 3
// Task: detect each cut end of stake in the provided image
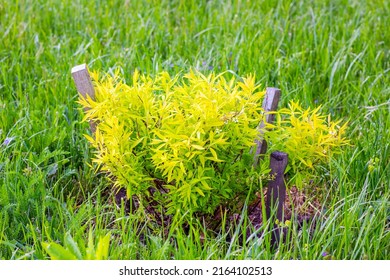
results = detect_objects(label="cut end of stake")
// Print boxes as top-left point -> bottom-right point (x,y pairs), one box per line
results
71,63 -> 95,99
271,151 -> 288,162
71,63 -> 88,74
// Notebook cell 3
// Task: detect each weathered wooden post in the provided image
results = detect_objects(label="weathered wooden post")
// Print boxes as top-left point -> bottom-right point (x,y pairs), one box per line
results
72,63 -> 131,211
71,64 -> 96,133
250,87 -> 288,246
266,151 -> 288,246
253,87 -> 281,166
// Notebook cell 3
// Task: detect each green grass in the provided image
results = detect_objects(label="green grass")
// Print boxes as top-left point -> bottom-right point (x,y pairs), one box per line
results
0,0 -> 389,259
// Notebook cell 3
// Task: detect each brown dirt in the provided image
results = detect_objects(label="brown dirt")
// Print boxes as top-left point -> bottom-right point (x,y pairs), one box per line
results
248,186 -> 321,227
113,184 -> 322,238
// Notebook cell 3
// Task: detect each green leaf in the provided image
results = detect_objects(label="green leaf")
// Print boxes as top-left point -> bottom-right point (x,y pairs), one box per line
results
200,180 -> 212,190
95,233 -> 111,260
194,187 -> 205,197
64,232 -> 83,260
86,229 -> 95,260
42,242 -> 77,260
129,137 -> 145,150
191,144 -> 205,150
206,156 -> 224,162
209,148 -> 224,162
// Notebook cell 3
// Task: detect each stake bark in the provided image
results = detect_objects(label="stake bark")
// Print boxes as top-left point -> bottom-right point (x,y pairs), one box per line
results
265,151 -> 288,246
71,64 -> 96,133
253,87 -> 281,166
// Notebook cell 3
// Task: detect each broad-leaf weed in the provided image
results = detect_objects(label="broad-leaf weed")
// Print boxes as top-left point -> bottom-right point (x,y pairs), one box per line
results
42,231 -> 111,260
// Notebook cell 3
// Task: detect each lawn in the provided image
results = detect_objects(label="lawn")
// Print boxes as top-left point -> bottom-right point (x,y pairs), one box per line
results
0,0 -> 389,260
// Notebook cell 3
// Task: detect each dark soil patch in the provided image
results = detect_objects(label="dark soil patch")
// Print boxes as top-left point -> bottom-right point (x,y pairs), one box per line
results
113,184 -> 322,242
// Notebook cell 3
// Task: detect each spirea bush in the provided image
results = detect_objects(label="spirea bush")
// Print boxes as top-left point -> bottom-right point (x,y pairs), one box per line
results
79,70 -> 349,217
266,101 -> 349,188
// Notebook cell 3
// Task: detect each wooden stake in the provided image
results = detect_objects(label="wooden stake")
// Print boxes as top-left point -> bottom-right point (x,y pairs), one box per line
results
265,151 -> 288,246
253,87 -> 281,166
71,64 -> 96,133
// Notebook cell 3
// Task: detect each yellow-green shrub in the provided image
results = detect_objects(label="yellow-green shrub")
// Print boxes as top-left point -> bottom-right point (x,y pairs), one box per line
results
79,71 -> 266,215
79,70 -> 349,216
265,101 -> 349,188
